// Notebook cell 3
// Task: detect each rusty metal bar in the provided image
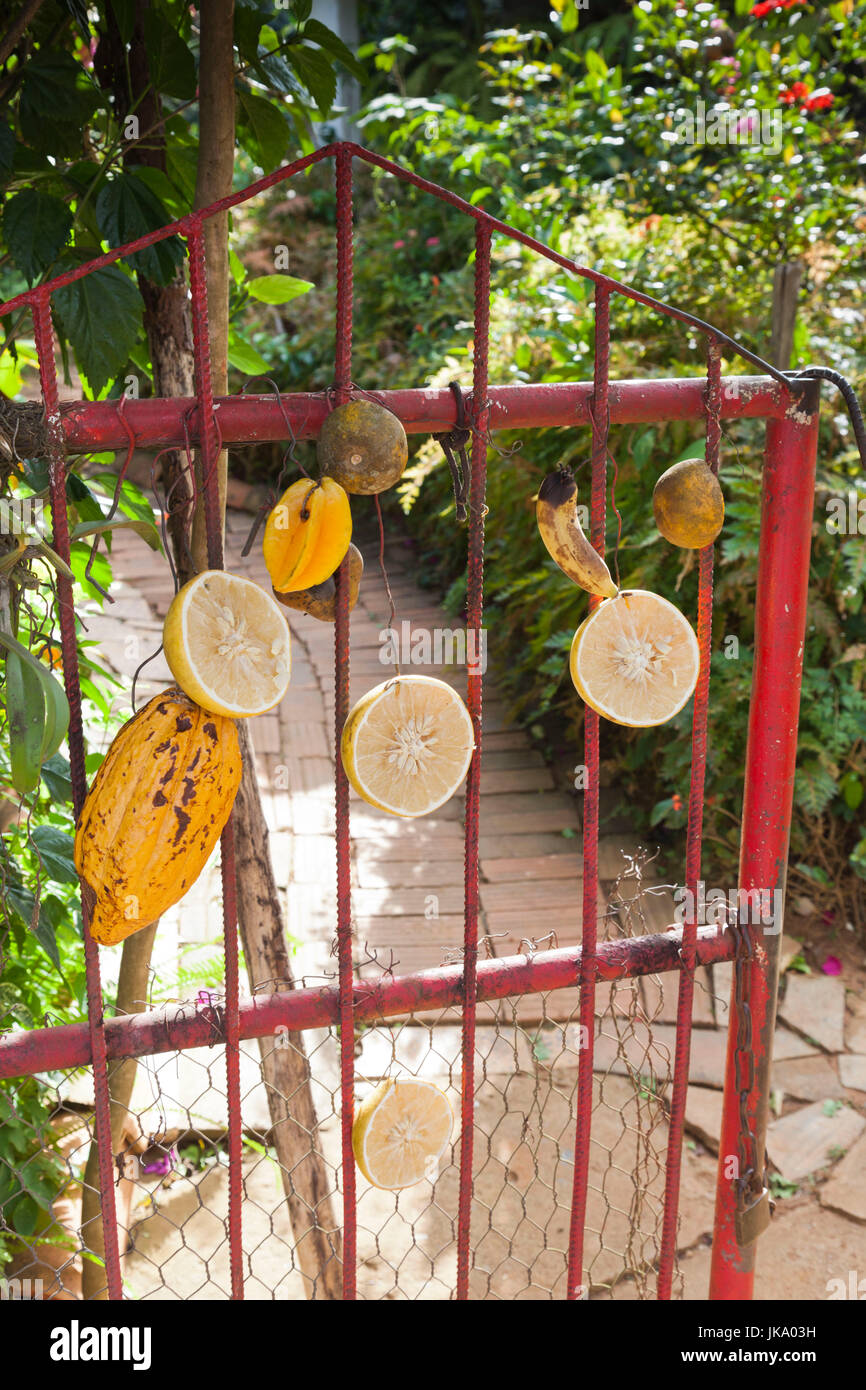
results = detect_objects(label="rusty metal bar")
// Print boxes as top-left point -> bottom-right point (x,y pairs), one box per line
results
566,284 -> 610,1300
187,218 -> 244,1300
709,381 -> 821,1299
657,337 -> 722,1298
456,219 -> 492,1300
0,926 -> 737,1081
332,143 -> 357,1302
50,378 -> 793,453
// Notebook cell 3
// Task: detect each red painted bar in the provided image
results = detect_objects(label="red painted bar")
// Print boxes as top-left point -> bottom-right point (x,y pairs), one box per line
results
709,383 -> 821,1299
53,378 -> 790,453
332,143 -> 357,1302
566,285 -> 610,1301
0,925 -> 736,1081
187,220 -> 245,1301
657,339 -> 722,1298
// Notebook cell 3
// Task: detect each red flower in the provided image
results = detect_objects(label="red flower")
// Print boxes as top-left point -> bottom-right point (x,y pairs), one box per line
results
805,89 -> 834,110
671,793 -> 684,812
780,81 -> 811,104
751,0 -> 803,13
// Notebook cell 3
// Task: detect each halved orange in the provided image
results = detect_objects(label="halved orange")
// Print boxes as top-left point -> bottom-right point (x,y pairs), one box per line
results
352,1079 -> 454,1190
569,589 -> 699,727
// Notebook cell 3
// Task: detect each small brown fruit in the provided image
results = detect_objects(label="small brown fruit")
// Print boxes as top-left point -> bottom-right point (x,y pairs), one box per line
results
652,459 -> 725,549
317,399 -> 408,495
273,543 -> 364,622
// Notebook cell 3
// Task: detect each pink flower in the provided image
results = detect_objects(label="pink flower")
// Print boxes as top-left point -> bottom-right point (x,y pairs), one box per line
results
393,240 -> 406,249
821,955 -> 843,976
426,236 -> 440,247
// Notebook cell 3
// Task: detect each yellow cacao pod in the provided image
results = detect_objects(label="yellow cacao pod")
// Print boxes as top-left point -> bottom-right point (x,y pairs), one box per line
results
74,688 -> 242,946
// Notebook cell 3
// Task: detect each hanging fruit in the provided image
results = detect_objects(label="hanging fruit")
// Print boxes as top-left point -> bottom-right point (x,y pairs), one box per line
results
352,1079 -> 454,1190
74,689 -> 242,946
317,399 -> 408,495
652,458 -> 725,549
163,570 -> 291,718
569,589 -> 700,727
263,476 -> 352,593
536,466 -> 619,598
341,674 -> 474,818
273,542 -> 364,623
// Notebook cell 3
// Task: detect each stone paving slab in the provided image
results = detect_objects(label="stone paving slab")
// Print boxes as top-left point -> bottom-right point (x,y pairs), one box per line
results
778,973 -> 847,1054
838,1054 -> 866,1093
819,1131 -> 866,1222
767,1100 -> 866,1182
771,1055 -> 847,1104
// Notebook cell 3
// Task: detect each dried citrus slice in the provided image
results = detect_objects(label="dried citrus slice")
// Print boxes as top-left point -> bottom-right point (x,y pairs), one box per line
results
163,570 -> 291,718
341,674 -> 474,817
569,589 -> 699,727
353,1079 -> 454,1190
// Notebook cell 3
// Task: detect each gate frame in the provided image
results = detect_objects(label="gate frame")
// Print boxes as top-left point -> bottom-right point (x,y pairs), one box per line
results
0,141 -> 826,1301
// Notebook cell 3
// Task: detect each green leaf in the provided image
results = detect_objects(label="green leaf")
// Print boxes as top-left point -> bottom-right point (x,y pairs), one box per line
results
3,189 -> 72,285
95,172 -> 184,285
673,438 -> 707,464
143,8 -> 197,99
18,53 -> 100,156
110,0 -> 136,43
69,515 -> 162,553
53,265 -> 141,397
235,1 -> 266,63
287,44 -> 338,116
0,628 -> 70,766
6,649 -> 45,794
236,89 -> 290,171
229,248 -> 246,286
0,122 -> 16,175
840,773 -> 864,812
41,753 -> 73,804
30,826 -> 79,886
247,274 -> 314,305
227,335 -> 271,375
10,1194 -> 39,1239
794,761 -> 837,817
302,18 -> 366,80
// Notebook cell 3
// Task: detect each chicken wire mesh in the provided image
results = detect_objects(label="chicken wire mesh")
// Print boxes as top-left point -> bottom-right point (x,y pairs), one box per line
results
2,857 -> 717,1302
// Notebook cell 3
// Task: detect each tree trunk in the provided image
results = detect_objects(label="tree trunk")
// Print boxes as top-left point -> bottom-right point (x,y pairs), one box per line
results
770,260 -> 803,371
187,0 -> 343,1298
80,922 -> 158,1298
190,0 -> 234,574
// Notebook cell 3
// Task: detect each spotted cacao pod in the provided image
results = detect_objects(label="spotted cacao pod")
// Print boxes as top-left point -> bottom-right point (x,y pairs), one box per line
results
74,687 -> 242,946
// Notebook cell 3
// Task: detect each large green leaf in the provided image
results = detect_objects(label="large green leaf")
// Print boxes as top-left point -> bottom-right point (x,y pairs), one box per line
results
247,274 -> 314,305
69,515 -> 162,553
236,89 -> 290,171
303,18 -> 366,80
95,172 -> 184,285
18,53 -> 100,156
3,190 -> 72,285
0,122 -> 15,174
227,334 -> 271,375
287,44 -> 338,116
53,265 -> 141,397
30,826 -> 79,886
143,8 -> 197,99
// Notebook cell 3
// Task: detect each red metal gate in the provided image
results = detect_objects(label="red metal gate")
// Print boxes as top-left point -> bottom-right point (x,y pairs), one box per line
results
0,141 -> 837,1300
